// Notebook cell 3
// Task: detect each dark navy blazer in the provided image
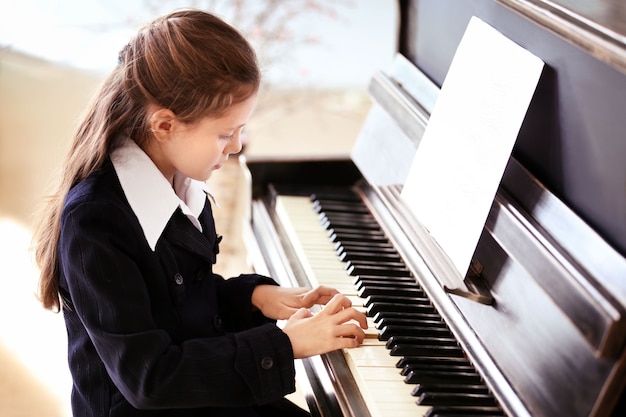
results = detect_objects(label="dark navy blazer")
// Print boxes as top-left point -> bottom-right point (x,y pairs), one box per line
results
58,159 -> 297,417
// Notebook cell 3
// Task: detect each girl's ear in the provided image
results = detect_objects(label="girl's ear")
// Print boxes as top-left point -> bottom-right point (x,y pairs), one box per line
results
149,108 -> 177,141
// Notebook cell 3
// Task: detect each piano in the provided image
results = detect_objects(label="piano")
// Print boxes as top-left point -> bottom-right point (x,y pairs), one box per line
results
240,1 -> 626,416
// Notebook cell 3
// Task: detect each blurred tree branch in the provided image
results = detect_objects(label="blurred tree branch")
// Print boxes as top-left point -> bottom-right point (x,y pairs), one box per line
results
139,0 -> 355,90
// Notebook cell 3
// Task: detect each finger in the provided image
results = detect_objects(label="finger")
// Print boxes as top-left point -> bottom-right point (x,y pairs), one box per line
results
291,307 -> 313,320
332,307 -> 368,329
339,337 -> 363,349
316,285 -> 340,298
320,293 -> 353,315
329,334 -> 363,351
335,322 -> 366,342
331,328 -> 365,350
300,286 -> 339,307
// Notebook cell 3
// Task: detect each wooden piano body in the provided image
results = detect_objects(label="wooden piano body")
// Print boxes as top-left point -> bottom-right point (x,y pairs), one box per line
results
241,1 -> 626,416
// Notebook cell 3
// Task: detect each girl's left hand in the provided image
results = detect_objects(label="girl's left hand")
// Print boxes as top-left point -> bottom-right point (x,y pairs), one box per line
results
251,285 -> 340,320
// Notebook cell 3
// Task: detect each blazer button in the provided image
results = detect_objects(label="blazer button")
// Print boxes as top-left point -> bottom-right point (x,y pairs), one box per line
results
174,273 -> 184,285
213,315 -> 222,331
261,357 -> 274,370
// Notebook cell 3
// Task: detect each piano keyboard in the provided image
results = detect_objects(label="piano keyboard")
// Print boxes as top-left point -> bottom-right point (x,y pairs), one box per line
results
274,191 -> 506,417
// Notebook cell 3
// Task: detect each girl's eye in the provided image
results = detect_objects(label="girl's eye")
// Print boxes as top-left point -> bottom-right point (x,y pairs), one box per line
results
220,126 -> 243,141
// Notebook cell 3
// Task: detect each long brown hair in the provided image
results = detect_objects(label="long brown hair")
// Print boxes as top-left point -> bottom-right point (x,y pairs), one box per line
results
32,9 -> 261,311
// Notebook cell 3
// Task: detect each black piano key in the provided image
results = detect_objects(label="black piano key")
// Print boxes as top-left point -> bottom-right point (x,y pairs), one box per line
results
328,226 -> 386,238
339,251 -> 402,263
345,259 -> 408,269
312,201 -> 369,214
318,211 -> 375,221
364,295 -> 431,307
319,221 -> 378,231
424,405 -> 505,416
322,219 -> 379,231
321,205 -> 372,213
348,264 -> 412,278
336,241 -> 398,254
378,325 -> 452,341
405,370 -> 483,385
372,314 -> 448,335
401,363 -> 476,376
389,344 -> 465,357
372,310 -> 442,324
357,283 -> 421,296
377,318 -> 445,331
312,196 -> 365,204
377,319 -> 445,333
386,335 -> 458,348
347,264 -> 411,277
338,249 -> 400,261
320,216 -> 380,230
353,275 -> 417,286
340,249 -> 400,259
412,383 -> 490,396
367,301 -> 437,316
417,392 -> 498,407
348,265 -> 412,277
354,274 -> 418,283
396,363 -> 476,376
358,285 -> 425,298
396,356 -> 471,369
310,191 -> 361,200
320,214 -> 375,224
329,231 -> 389,244
355,280 -> 420,293
318,207 -> 373,216
323,218 -> 378,227
322,221 -> 382,233
318,206 -> 373,215
427,413 -> 504,417
334,236 -> 395,247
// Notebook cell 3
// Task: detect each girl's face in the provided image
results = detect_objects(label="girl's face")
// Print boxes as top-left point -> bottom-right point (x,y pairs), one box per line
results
151,94 -> 258,183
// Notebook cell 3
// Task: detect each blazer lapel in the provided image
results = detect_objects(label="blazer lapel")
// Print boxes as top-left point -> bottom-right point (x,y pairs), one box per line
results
163,210 -> 215,262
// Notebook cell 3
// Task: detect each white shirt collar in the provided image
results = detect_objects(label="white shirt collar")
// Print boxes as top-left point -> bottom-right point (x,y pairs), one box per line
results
110,136 -> 215,251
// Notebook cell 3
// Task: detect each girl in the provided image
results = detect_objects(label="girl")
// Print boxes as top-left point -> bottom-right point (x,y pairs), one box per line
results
32,9 -> 367,417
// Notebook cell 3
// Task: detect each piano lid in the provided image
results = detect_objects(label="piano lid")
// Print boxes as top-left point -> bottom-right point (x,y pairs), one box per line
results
498,0 -> 626,74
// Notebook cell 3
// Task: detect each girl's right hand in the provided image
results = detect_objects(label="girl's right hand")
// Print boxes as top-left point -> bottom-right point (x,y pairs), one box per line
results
281,293 -> 368,359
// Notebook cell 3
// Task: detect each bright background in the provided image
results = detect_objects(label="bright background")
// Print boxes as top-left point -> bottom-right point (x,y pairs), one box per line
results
1,0 -> 397,88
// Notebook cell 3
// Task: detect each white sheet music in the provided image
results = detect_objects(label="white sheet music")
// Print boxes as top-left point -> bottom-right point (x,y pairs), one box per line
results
400,16 -> 544,278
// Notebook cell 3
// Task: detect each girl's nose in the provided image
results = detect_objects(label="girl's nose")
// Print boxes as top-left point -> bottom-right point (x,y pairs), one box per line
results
226,131 -> 243,155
